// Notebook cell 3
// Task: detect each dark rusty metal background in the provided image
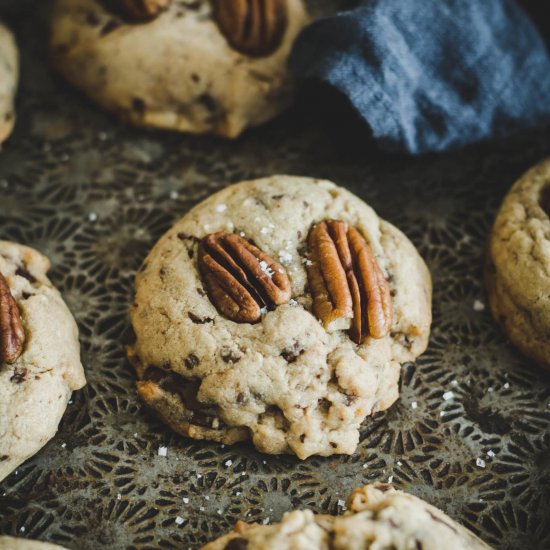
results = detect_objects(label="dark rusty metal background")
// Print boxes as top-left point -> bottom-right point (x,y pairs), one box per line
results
1,3 -> 550,549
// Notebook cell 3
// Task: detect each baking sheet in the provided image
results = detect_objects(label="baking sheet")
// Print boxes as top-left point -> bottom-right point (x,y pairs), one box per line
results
1,4 -> 549,549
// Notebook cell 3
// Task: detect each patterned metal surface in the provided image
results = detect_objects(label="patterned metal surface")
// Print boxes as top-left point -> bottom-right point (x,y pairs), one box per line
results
1,4 -> 550,549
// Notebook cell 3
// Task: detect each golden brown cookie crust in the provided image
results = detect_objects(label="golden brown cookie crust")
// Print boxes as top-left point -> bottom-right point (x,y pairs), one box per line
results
486,157 -> 550,372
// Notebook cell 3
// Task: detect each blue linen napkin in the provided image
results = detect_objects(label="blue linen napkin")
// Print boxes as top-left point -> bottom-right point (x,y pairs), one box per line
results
289,0 -> 550,154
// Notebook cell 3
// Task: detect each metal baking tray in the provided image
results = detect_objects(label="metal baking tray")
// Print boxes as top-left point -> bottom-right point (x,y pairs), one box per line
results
1,4 -> 549,549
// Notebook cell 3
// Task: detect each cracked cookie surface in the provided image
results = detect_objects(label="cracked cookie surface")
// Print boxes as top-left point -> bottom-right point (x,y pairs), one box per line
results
128,176 -> 432,459
0,241 -> 86,482
200,483 -> 493,549
486,157 -> 550,371
49,0 -> 308,138
0,22 -> 18,145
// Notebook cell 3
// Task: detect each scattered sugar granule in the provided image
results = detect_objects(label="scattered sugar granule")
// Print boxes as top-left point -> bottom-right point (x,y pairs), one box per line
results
61,443 -> 67,448
205,496 -> 210,501
216,203 -> 227,212
239,232 -> 246,237
199,506 -> 205,512
235,492 -> 242,496
260,227 -> 270,235
397,461 -> 402,466
388,476 -> 394,483
117,493 -> 121,500
259,260 -> 274,277
88,212 -> 98,222
476,458 -> 486,468
20,527 -> 25,533
487,450 -> 496,458
175,516 -> 185,525
487,387 -> 494,393
260,306 -> 268,315
158,446 -> 168,457
473,300 -> 485,311
289,299 -> 298,306
337,499 -> 345,507
411,401 -> 418,409
442,391 -> 455,401
451,380 -> 458,386
279,250 -> 293,264
216,509 -> 222,515
169,190 -> 179,200
182,497 -> 189,504
262,518 -> 270,525
503,382 -> 510,389
439,410 -> 446,417
197,473 -> 202,479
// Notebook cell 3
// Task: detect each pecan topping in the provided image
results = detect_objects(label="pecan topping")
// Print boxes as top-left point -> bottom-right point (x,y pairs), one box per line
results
306,220 -> 392,343
103,0 -> 170,22
198,232 -> 291,323
0,273 -> 25,365
212,0 -> 288,57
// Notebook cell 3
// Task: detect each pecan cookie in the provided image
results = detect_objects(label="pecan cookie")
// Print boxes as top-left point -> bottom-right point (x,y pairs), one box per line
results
0,22 -> 18,145
49,0 -> 309,138
0,241 -> 86,482
486,158 -> 550,372
128,176 -> 431,458
0,538 -> 66,549
201,483 -> 493,549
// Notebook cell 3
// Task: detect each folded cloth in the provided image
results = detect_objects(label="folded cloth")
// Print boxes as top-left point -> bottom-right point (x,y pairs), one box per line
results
289,0 -> 550,154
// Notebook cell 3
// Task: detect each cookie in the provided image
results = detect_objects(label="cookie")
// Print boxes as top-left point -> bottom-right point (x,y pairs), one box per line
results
0,241 -> 86,482
128,176 -> 431,458
50,0 -> 309,138
485,157 -> 550,371
0,538 -> 66,550
201,483 -> 493,549
0,22 -> 18,145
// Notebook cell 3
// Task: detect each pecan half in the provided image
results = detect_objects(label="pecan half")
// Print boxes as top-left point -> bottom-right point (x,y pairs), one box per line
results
102,0 -> 170,22
211,0 -> 288,57
198,232 -> 291,323
306,220 -> 392,343
0,273 -> 25,365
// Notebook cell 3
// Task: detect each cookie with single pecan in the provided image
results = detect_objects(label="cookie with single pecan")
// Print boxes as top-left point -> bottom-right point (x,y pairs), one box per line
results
0,22 -> 18,146
128,176 -> 431,458
0,241 -> 86,482
486,157 -> 550,372
49,0 -> 310,138
200,483 -> 493,550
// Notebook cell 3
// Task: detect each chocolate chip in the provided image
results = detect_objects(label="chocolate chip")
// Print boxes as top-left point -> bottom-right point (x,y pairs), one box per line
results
300,434 -> 306,443
10,367 -> 27,384
329,442 -> 337,448
21,292 -> 32,300
271,194 -> 284,200
191,73 -> 200,83
132,97 -> 146,115
15,266 -> 35,283
221,347 -> 241,364
345,394 -> 358,406
236,392 -> 244,403
280,341 -> 304,363
100,19 -> 120,36
0,455 -> 8,462
86,11 -> 101,25
185,354 -> 199,369
188,312 -> 213,324
197,93 -> 217,113
224,538 -> 248,550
